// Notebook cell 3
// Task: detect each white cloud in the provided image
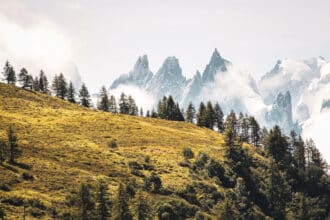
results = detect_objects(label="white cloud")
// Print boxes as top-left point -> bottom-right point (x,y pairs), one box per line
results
109,85 -> 155,112
0,15 -> 79,83
200,66 -> 266,114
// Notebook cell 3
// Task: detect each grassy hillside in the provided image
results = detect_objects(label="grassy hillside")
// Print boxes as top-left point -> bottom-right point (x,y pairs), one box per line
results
0,83 -> 268,219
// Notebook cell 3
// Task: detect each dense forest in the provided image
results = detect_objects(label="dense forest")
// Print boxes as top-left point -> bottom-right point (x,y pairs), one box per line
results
0,61 -> 329,219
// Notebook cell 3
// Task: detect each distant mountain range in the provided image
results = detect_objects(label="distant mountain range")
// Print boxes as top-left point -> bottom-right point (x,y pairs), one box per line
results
109,49 -> 330,147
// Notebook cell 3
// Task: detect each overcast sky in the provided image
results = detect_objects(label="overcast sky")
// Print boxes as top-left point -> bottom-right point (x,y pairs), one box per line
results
1,0 -> 330,92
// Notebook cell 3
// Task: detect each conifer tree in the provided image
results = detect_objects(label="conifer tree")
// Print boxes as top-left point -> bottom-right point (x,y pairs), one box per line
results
7,126 -> 18,164
157,97 -> 168,119
97,86 -> 110,112
79,83 -> 91,107
249,116 -> 260,147
185,102 -> 196,123
33,76 -> 40,91
214,102 -> 224,133
117,183 -> 132,220
146,110 -> 150,117
166,96 -> 175,120
234,177 -> 251,217
265,125 -> 291,168
39,70 -> 49,94
225,110 -> 237,137
205,101 -> 215,129
197,102 -> 207,127
0,139 -> 6,165
294,135 -> 305,171
128,95 -> 138,115
97,182 -> 110,220
119,93 -> 129,114
137,193 -> 151,220
266,161 -> 291,219
140,108 -> 144,117
109,95 -> 117,113
52,75 -> 60,96
67,82 -> 76,103
18,68 -> 32,89
151,109 -> 158,118
78,183 -> 94,220
2,61 -> 16,84
174,102 -> 185,121
58,73 -> 68,99
224,126 -> 235,147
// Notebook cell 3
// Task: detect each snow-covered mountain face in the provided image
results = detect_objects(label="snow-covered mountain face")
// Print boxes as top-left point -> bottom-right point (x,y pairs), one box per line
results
259,58 -> 330,161
265,91 -> 295,134
258,57 -> 326,114
109,51 -> 330,160
146,56 -> 186,102
202,49 -> 230,83
110,55 -> 153,89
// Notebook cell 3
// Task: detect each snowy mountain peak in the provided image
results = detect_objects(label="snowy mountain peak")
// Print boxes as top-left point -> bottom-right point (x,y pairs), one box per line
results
156,56 -> 184,79
146,56 -> 186,101
110,55 -> 153,89
129,55 -> 153,81
265,91 -> 294,133
132,55 -> 149,72
202,48 -> 230,83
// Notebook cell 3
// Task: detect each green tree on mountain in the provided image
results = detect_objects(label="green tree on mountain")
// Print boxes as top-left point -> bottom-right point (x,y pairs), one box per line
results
18,68 -> 33,89
185,102 -> 196,123
205,101 -> 215,129
58,73 -> 68,99
214,102 -> 224,133
197,102 -> 207,127
7,126 -> 18,164
2,61 -> 16,84
97,86 -> 110,112
67,82 -> 76,103
79,83 -> 91,107
39,70 -> 49,94
109,95 -> 117,113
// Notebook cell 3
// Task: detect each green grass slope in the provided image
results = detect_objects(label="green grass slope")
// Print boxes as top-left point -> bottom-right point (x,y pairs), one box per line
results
0,83 -> 268,219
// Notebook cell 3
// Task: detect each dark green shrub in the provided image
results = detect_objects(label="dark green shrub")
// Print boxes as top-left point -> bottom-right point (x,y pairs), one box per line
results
144,155 -> 150,163
157,203 -> 175,220
144,172 -> 162,193
28,198 -> 46,210
126,179 -> 137,198
176,185 -> 200,206
22,172 -> 34,181
193,152 -> 210,170
2,197 -> 24,206
128,161 -> 143,170
178,161 -> 190,167
0,184 -> 11,191
108,139 -> 118,148
182,147 -> 194,159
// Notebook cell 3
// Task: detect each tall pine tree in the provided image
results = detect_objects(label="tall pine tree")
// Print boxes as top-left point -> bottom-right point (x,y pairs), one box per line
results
185,102 -> 196,123
67,82 -> 76,103
109,95 -> 117,113
97,86 -> 110,112
18,68 -> 32,89
197,102 -> 207,127
214,102 -> 224,133
2,61 -> 16,84
39,70 -> 49,94
58,73 -> 68,99
79,83 -> 91,107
